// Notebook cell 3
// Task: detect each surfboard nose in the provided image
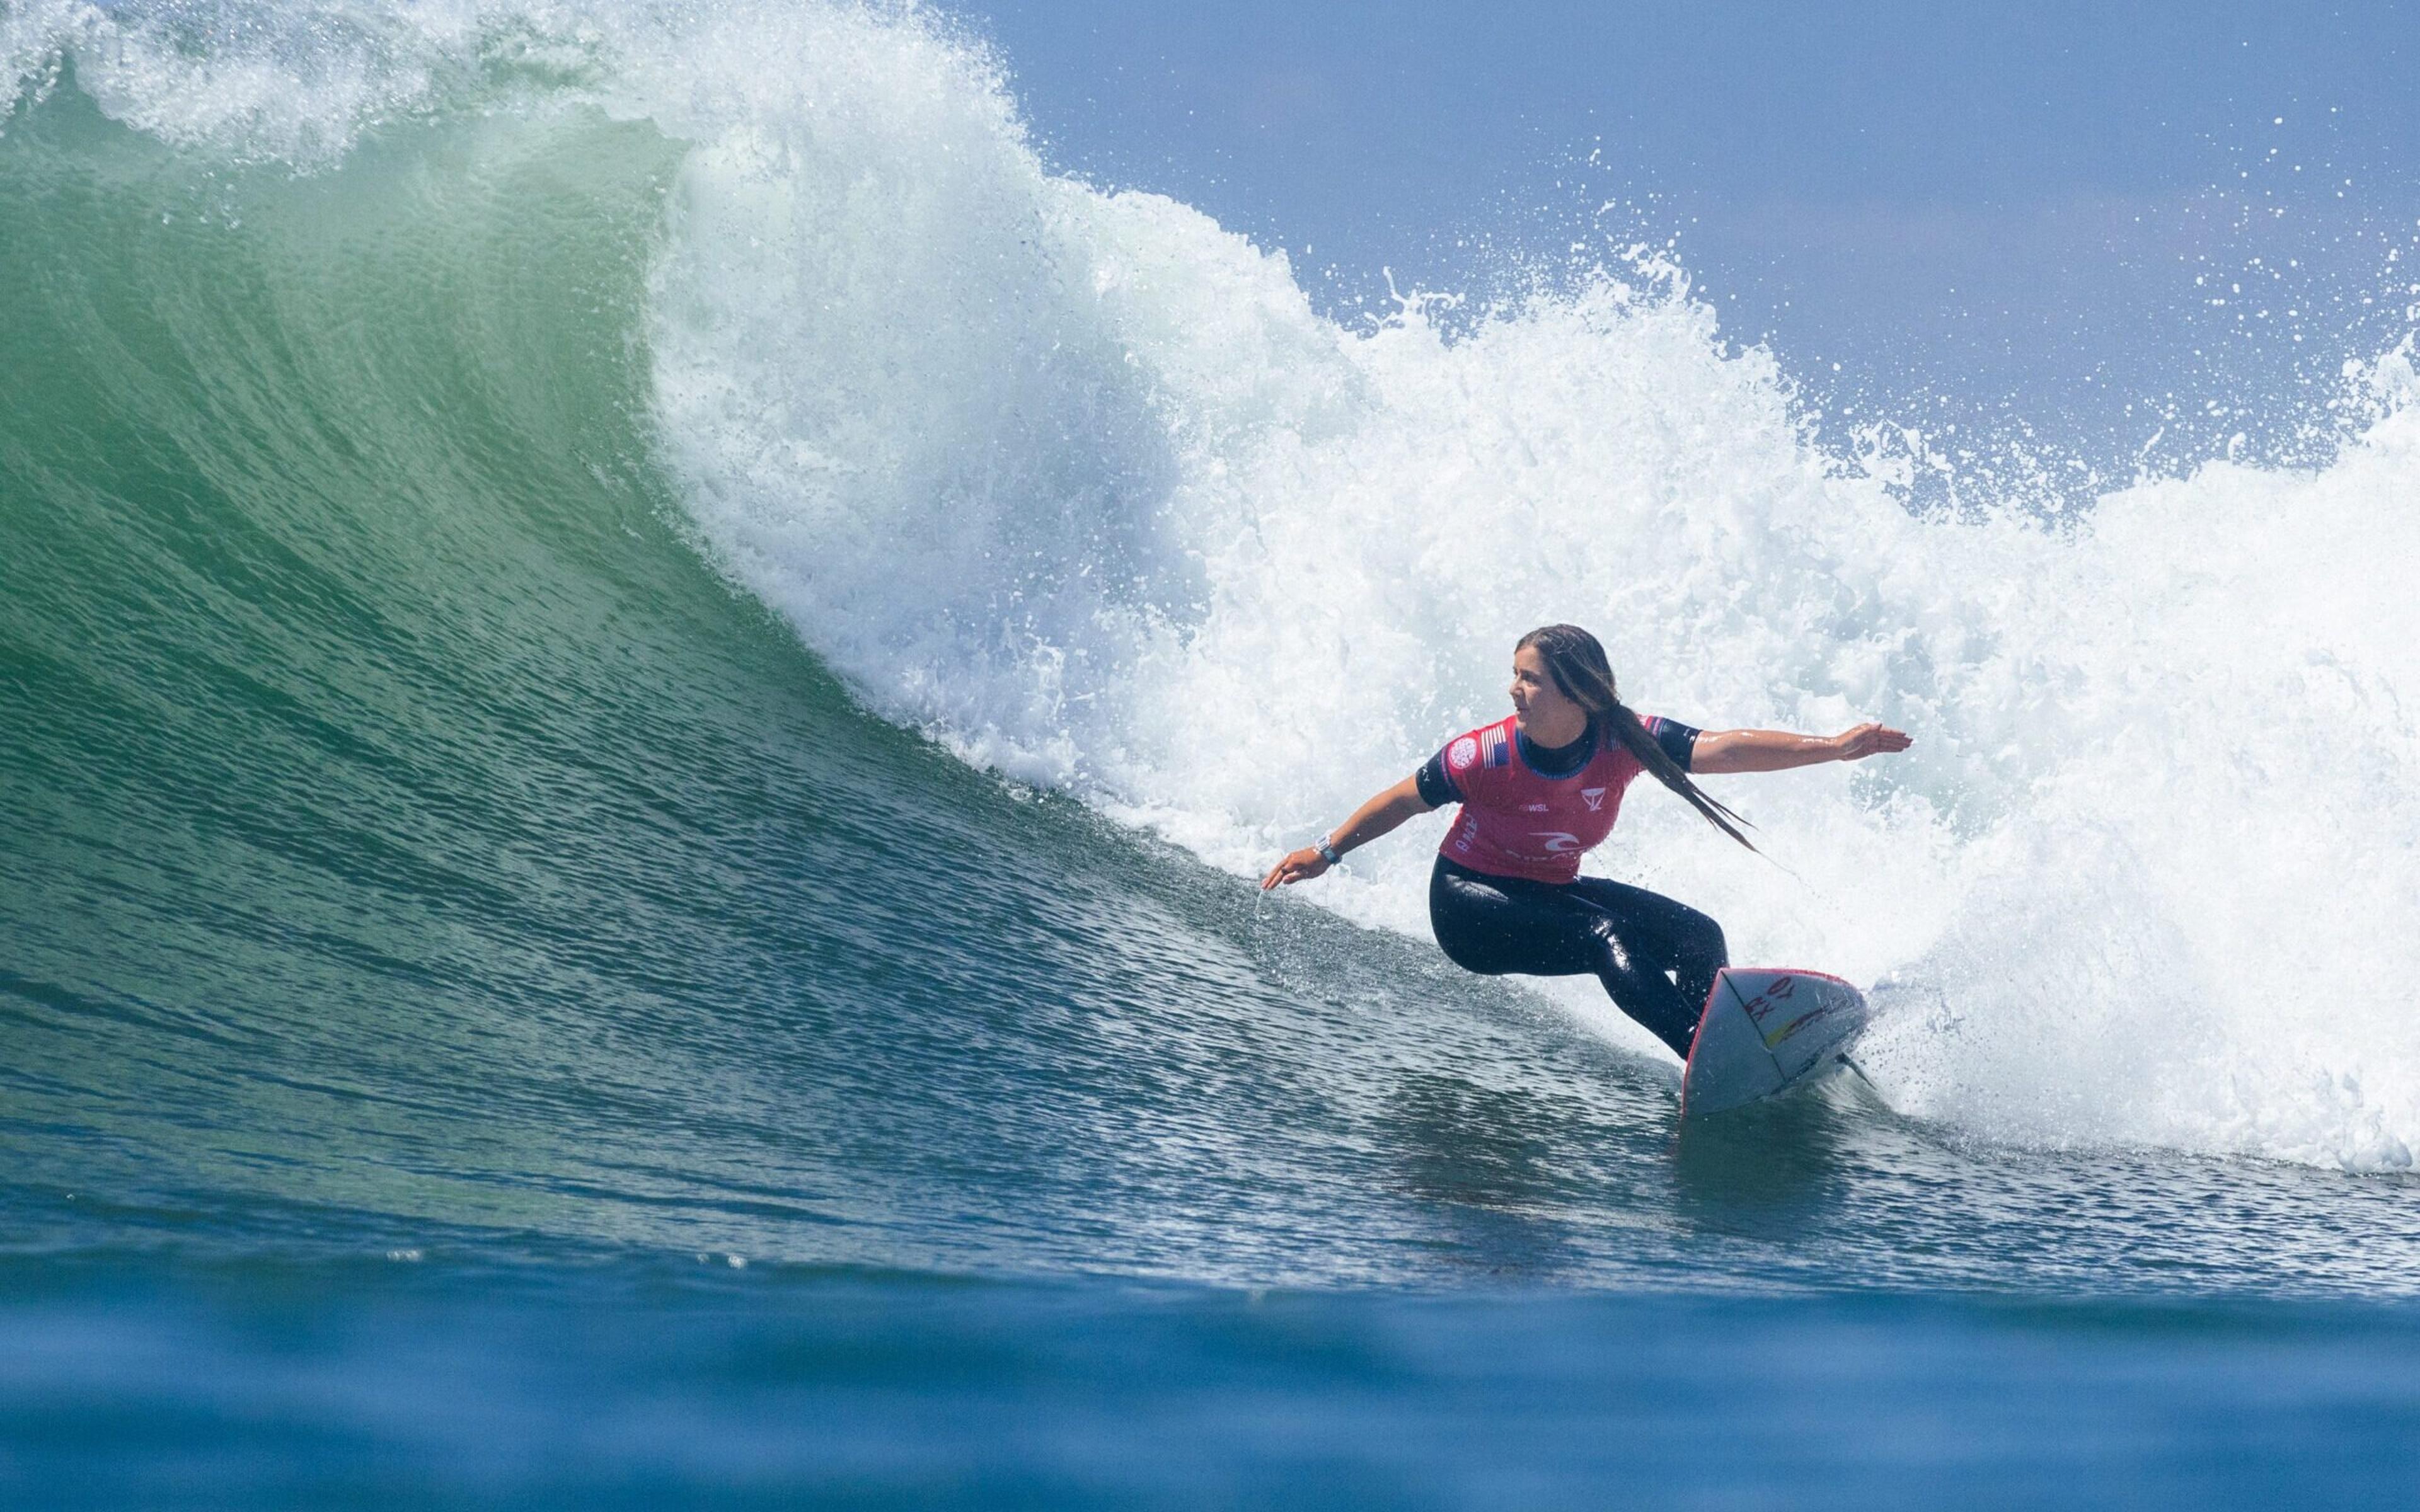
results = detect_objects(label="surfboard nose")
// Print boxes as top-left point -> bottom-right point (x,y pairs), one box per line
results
1680,968 -> 1870,1118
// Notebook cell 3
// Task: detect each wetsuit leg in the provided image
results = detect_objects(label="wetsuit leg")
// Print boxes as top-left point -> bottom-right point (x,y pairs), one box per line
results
1564,876 -> 1728,1058
1427,859 -> 1602,976
1429,857 -> 1728,1059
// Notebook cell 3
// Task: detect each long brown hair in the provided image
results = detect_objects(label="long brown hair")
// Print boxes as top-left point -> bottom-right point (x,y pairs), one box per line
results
1517,623 -> 1754,850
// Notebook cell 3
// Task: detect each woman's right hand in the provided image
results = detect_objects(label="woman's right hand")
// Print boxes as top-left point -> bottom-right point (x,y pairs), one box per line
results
1259,848 -> 1332,890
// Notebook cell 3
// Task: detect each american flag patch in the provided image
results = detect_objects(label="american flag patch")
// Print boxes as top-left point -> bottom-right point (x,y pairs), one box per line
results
1481,725 -> 1510,767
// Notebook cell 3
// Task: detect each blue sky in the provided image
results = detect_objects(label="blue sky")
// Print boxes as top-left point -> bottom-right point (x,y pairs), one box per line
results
945,1 -> 2420,469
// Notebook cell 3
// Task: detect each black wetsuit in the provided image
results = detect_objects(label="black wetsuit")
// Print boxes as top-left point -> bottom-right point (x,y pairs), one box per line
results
1417,724 -> 1727,1058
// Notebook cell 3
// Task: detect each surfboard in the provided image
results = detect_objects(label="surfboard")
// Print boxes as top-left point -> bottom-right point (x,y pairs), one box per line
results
1678,967 -> 1870,1118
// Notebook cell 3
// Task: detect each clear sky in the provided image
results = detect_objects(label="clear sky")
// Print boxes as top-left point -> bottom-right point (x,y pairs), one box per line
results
942,1 -> 2420,469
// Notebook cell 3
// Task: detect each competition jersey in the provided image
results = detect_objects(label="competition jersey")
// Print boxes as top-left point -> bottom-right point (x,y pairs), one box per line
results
1417,714 -> 1698,885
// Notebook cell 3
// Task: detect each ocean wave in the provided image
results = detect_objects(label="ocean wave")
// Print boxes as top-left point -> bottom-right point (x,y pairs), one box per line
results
10,0 -> 2420,1176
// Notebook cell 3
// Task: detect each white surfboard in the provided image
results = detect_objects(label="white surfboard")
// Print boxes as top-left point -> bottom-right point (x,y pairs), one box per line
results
1679,967 -> 1870,1118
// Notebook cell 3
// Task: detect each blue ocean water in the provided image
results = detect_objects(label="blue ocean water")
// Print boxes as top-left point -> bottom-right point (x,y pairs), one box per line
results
10,1259 -> 2420,1508
4,3 -> 2419,1503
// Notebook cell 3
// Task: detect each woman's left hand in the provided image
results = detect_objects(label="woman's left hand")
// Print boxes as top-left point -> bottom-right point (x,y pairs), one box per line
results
1831,722 -> 1913,761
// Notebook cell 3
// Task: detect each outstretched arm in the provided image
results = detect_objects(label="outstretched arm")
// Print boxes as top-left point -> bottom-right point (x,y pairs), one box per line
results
1690,721 -> 1911,776
1260,774 -> 1436,890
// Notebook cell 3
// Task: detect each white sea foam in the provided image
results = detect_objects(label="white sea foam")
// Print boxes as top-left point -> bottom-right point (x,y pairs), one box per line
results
1,0 -> 490,163
23,1 -> 2420,1171
638,3 -> 2420,1174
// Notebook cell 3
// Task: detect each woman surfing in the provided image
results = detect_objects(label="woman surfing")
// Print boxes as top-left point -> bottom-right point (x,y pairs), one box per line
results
1260,624 -> 1911,1059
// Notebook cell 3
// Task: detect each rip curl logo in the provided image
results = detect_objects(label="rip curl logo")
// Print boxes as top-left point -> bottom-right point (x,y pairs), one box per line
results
1531,832 -> 1582,853
1448,736 -> 1480,771
1581,788 -> 1606,812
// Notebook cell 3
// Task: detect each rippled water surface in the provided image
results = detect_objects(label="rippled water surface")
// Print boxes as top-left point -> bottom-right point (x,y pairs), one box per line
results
6,2 -> 2419,1501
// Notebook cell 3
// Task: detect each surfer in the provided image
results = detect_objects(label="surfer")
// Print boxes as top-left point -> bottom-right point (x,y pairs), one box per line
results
1259,624 -> 1911,1058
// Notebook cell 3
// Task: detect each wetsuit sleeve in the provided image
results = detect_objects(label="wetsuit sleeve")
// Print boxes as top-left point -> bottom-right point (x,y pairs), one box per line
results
1645,716 -> 1700,772
1415,748 -> 1462,807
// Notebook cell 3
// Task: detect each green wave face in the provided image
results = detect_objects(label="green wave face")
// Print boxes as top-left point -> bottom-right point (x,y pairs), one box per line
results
0,93 -> 942,1244
0,90 -> 793,1239
0,86 -> 1591,1279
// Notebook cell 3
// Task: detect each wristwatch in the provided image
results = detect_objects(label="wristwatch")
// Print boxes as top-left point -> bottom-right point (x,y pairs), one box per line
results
1314,837 -> 1343,866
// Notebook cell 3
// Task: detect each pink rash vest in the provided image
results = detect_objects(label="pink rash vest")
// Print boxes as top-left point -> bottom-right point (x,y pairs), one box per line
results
1419,714 -> 1700,886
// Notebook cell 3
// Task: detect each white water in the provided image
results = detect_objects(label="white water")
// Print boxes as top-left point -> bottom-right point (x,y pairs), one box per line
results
20,0 -> 2420,1171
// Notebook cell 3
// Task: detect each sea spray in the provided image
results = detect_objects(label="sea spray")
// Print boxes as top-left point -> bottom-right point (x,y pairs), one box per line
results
638,4 -> 2420,1171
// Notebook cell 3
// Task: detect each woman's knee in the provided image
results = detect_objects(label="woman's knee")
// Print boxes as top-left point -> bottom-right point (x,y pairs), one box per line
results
1584,915 -> 1651,985
1429,895 -> 1518,975
1640,895 -> 1726,970
1683,910 -> 1727,968
1432,927 -> 1511,976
